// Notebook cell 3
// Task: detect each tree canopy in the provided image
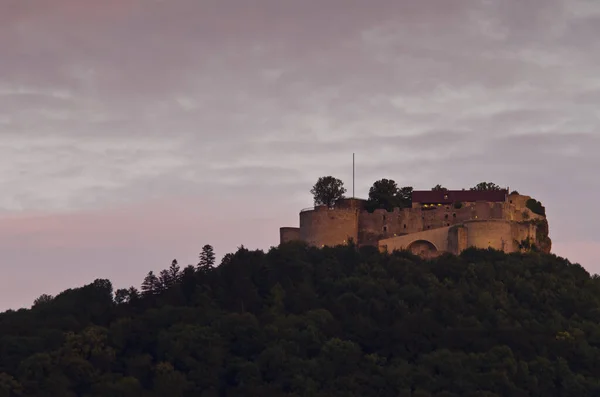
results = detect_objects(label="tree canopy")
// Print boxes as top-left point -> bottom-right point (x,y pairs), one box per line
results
471,182 -> 503,191
310,176 -> 347,207
0,243 -> 598,396
366,179 -> 413,211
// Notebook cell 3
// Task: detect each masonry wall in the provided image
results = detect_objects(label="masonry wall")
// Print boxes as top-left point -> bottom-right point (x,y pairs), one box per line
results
358,208 -> 423,246
299,206 -> 359,247
463,220 -> 514,253
378,226 -> 451,254
380,220 -> 515,255
358,200 -> 509,246
280,227 -> 301,244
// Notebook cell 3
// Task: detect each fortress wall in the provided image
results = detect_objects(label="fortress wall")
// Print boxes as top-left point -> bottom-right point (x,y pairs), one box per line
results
335,198 -> 366,210
511,221 -> 537,246
509,194 -> 530,211
448,225 -> 468,254
421,207 -> 450,230
504,194 -> 545,222
359,202 -> 511,247
378,226 -> 451,253
473,202 -> 492,220
419,202 -> 508,230
463,220 -> 514,252
280,227 -> 301,244
491,202 -> 504,219
358,208 -> 423,246
299,207 -> 358,247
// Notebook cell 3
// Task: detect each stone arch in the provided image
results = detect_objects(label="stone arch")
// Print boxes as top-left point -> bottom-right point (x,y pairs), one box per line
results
407,239 -> 438,257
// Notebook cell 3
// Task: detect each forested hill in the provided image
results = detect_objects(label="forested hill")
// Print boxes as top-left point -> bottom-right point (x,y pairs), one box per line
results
1,244 -> 600,397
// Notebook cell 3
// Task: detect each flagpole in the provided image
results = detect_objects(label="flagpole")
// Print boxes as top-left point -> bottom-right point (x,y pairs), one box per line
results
352,153 -> 355,198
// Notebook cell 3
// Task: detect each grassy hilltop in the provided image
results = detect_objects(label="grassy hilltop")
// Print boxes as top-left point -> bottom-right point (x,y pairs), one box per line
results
1,243 -> 599,396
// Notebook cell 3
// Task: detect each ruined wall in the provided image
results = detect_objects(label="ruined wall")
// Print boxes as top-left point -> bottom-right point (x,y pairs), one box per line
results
299,206 -> 359,247
511,219 -> 552,253
279,227 -> 301,244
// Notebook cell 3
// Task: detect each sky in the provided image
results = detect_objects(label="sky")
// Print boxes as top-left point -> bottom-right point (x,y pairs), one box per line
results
1,0 -> 599,310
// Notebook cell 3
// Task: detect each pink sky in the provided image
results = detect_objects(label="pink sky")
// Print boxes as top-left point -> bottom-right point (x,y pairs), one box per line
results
0,0 -> 599,310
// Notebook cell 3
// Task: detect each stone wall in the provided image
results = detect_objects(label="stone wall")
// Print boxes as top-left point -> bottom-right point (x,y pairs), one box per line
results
380,220 -> 516,255
378,226 -> 451,254
462,220 -> 514,253
358,208 -> 423,246
299,206 -> 359,247
279,227 -> 301,244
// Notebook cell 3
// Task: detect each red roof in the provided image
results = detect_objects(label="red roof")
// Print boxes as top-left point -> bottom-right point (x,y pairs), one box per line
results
412,189 -> 508,204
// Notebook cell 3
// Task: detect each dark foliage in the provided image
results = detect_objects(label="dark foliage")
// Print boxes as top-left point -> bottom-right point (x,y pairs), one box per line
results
1,244 -> 599,396
366,180 -> 413,212
310,176 -> 346,207
471,182 -> 502,191
526,198 -> 546,217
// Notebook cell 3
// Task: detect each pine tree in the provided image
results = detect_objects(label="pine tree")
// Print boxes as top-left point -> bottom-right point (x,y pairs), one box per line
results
198,245 -> 215,271
127,287 -> 140,302
168,259 -> 180,283
141,271 -> 160,295
159,269 -> 171,290
158,259 -> 181,290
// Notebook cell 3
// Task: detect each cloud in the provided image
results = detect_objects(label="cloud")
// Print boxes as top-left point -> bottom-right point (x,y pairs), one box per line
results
0,0 -> 599,308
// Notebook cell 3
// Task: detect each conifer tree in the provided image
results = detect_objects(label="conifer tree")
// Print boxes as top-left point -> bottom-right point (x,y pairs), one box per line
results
198,245 -> 215,271
141,271 -> 160,295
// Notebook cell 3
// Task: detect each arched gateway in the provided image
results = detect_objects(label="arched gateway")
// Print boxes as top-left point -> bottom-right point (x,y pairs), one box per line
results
407,240 -> 438,257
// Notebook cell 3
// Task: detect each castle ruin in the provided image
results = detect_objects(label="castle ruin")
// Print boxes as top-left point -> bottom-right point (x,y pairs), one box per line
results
280,189 -> 551,257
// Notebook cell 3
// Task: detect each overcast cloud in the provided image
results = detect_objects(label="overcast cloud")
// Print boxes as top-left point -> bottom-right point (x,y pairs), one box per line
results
0,0 -> 599,310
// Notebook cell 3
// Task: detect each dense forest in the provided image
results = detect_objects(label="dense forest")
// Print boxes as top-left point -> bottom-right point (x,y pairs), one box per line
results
1,243 -> 599,396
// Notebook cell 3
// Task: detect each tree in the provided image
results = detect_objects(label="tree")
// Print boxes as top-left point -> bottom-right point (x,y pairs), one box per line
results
198,245 -> 216,271
114,289 -> 129,305
526,198 -> 546,217
141,271 -> 160,296
310,176 -> 347,207
158,260 -> 181,290
432,184 -> 447,191
367,179 -> 400,211
471,182 -> 502,191
397,186 -> 413,208
32,294 -> 53,307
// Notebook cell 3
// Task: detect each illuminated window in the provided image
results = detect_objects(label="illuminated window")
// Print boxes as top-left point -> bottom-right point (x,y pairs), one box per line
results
444,194 -> 448,200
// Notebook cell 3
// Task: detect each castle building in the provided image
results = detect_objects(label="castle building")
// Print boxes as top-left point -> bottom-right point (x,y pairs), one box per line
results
280,189 -> 551,257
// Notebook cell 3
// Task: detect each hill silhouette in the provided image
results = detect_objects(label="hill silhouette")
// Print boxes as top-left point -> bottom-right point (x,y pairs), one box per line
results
1,243 -> 599,396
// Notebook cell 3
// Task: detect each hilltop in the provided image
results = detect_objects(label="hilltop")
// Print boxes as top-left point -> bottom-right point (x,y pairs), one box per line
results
0,243 -> 599,396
